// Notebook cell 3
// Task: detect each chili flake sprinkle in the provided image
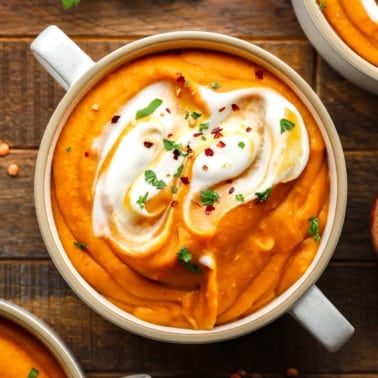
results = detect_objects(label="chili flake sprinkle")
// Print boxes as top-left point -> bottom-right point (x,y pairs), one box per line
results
205,148 -> 214,156
176,72 -> 186,84
180,176 -> 190,185
143,141 -> 154,148
228,186 -> 235,194
111,114 -> 121,123
255,69 -> 265,80
205,205 -> 215,215
246,126 -> 252,132
231,103 -> 240,111
218,106 -> 226,112
217,140 -> 226,148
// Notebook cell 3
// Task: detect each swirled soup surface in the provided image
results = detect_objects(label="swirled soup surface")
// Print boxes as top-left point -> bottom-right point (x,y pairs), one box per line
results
0,317 -> 66,377
52,51 -> 329,329
320,0 -> 378,66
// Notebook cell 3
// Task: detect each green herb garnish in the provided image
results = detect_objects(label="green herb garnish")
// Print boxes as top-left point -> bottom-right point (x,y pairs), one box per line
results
318,1 -> 327,10
280,118 -> 296,133
238,141 -> 246,149
136,98 -> 163,119
28,368 -> 39,378
173,164 -> 184,178
199,123 -> 209,133
210,82 -> 221,89
144,170 -> 166,189
177,246 -> 202,274
171,185 -> 178,194
137,192 -> 149,209
191,111 -> 202,120
255,186 -> 273,203
62,0 -> 80,8
235,193 -> 245,202
308,216 -> 321,241
200,189 -> 220,206
65,146 -> 72,152
73,241 -> 87,250
163,139 -> 188,157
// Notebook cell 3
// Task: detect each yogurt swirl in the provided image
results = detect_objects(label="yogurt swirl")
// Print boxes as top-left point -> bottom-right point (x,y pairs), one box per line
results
92,81 -> 310,256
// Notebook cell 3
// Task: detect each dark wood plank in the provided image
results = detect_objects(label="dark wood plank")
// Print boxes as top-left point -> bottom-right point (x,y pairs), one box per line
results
0,0 -> 304,38
0,261 -> 376,374
317,58 -> 378,151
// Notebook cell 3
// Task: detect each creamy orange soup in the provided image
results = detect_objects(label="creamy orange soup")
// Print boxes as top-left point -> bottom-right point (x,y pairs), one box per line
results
52,51 -> 329,329
319,0 -> 378,66
0,317 -> 66,377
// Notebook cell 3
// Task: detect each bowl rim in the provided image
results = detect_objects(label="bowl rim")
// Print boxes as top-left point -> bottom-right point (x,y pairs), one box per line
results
34,30 -> 348,343
0,299 -> 84,376
291,0 -> 377,93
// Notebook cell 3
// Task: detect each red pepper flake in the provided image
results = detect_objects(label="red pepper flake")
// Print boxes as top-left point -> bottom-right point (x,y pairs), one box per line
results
226,179 -> 233,184
111,115 -> 121,123
246,126 -> 252,133
205,148 -> 214,156
231,103 -> 240,111
180,176 -> 190,185
176,72 -> 186,84
143,141 -> 154,148
193,132 -> 202,138
217,140 -> 226,148
255,69 -> 265,80
173,149 -> 181,160
186,145 -> 193,154
171,200 -> 178,207
166,107 -> 171,114
218,106 -> 226,112
211,127 -> 224,139
202,164 -> 208,171
228,186 -> 235,194
167,133 -> 173,138
84,151 -> 90,157
205,205 -> 215,215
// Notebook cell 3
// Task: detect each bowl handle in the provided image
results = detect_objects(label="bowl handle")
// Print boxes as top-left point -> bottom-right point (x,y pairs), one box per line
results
30,25 -> 95,90
290,285 -> 354,352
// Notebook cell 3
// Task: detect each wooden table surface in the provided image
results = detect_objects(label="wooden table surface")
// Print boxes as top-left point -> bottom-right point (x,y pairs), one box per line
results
0,1 -> 377,377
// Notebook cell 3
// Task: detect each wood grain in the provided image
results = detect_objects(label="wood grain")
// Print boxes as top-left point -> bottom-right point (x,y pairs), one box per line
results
0,0 -> 304,38
0,261 -> 376,375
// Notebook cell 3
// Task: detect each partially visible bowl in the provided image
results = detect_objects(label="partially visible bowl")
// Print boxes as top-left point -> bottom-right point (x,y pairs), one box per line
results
292,0 -> 378,94
0,299 -> 83,377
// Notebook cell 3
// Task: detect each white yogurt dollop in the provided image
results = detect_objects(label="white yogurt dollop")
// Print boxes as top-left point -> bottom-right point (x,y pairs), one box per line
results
91,81 -> 310,254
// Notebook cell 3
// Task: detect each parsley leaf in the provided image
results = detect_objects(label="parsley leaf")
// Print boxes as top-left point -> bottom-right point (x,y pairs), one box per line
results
235,193 -> 245,202
73,241 -> 87,250
318,1 -> 327,10
136,98 -> 163,119
238,141 -> 245,149
28,368 -> 39,378
280,118 -> 296,133
144,170 -> 166,189
200,190 -> 220,206
210,82 -> 221,89
177,247 -> 202,274
199,123 -> 209,133
173,164 -> 184,178
255,186 -> 273,203
62,0 -> 80,8
308,216 -> 321,241
137,192 -> 149,209
191,111 -> 202,120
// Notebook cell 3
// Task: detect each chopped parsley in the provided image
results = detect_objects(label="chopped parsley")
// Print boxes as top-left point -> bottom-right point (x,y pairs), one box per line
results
280,118 -> 296,133
308,216 -> 321,241
163,138 -> 188,157
210,82 -> 221,89
28,368 -> 39,378
137,192 -> 149,209
235,193 -> 245,202
173,164 -> 184,178
171,185 -> 178,194
144,170 -> 166,189
177,246 -> 202,273
200,189 -> 220,206
255,186 -> 273,203
65,146 -> 72,152
238,141 -> 246,149
199,122 -> 210,133
191,111 -> 202,120
136,98 -> 163,119
318,1 -> 327,10
73,241 -> 87,251
62,0 -> 80,8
